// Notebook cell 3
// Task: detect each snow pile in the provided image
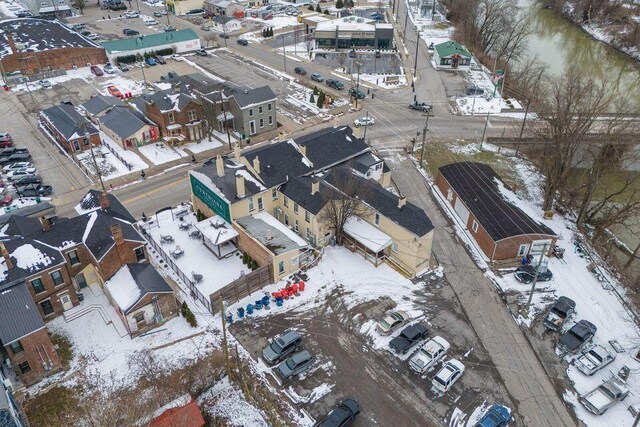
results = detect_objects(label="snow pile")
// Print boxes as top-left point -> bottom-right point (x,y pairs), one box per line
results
183,137 -> 223,154
138,143 -> 188,165
199,376 -> 269,426
104,266 -> 141,312
12,243 -> 54,272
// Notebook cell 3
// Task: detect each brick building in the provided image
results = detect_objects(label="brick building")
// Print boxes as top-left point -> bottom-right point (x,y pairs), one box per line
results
435,162 -> 557,262
40,104 -> 101,154
0,18 -> 107,78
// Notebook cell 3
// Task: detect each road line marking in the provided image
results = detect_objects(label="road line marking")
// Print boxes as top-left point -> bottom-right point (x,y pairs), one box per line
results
122,177 -> 188,204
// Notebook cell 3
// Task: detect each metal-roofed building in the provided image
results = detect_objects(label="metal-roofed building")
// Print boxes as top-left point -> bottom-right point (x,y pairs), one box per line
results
40,104 -> 101,154
314,16 -> 394,49
101,29 -> 201,63
432,41 -> 472,69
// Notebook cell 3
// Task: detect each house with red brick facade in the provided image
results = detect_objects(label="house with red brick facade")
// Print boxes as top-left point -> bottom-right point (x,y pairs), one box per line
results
40,104 -> 101,154
435,162 -> 557,262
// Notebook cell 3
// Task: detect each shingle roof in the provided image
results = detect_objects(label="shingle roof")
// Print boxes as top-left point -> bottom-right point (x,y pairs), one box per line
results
133,89 -> 198,115
226,85 -> 276,109
0,202 -> 54,227
41,104 -> 98,140
438,162 -> 556,241
279,176 -> 339,215
149,399 -> 205,427
242,140 -> 311,188
0,282 -> 45,345
352,152 -> 382,174
296,126 -> 369,171
100,106 -> 152,139
100,29 -> 199,53
74,189 -> 136,223
81,94 -> 126,116
197,158 -> 265,201
434,41 -> 471,58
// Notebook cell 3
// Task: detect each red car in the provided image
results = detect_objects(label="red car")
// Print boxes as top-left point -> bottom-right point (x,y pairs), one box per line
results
0,133 -> 13,148
0,195 -> 13,207
107,85 -> 123,98
90,65 -> 104,76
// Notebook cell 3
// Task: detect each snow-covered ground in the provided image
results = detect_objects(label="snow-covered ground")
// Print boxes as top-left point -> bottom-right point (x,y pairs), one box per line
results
138,142 -> 188,165
455,69 -> 522,115
246,14 -> 300,30
182,137 -> 224,154
100,131 -> 149,170
8,66 -> 97,92
199,376 -> 269,426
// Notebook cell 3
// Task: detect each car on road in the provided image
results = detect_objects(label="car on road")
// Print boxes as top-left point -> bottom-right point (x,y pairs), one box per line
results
2,153 -> 31,165
474,405 -> 511,427
107,85 -> 123,98
409,101 -> 433,112
376,311 -> 410,336
153,10 -> 166,17
7,168 -> 37,181
155,56 -> 166,64
237,39 -> 248,46
0,133 -> 13,148
349,49 -> 356,58
220,32 -> 230,39
353,117 -> 375,127
348,88 -> 365,99
514,264 -> 553,284
557,320 -> 597,355
543,296 -> 576,332
123,28 -> 140,36
125,11 -> 139,18
316,398 -> 360,427
195,49 -> 208,56
16,184 -> 52,197
0,195 -> 13,207
87,34 -> 100,41
579,375 -> 629,415
432,359 -> 464,394
90,65 -> 104,76
3,162 -> 32,173
167,71 -> 178,79
326,79 -> 344,90
574,344 -> 616,376
103,63 -> 116,74
262,330 -> 302,365
294,66 -> 307,75
39,80 -> 52,88
389,323 -> 429,355
163,25 -> 176,32
118,64 -> 131,72
467,86 -> 485,95
375,50 -> 381,58
145,57 -> 157,66
310,73 -> 323,82
16,10 -> 32,17
276,350 -> 313,380
409,336 -> 450,374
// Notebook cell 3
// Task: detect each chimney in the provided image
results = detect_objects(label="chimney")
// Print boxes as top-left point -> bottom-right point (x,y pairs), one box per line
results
266,229 -> 273,240
235,173 -> 245,198
98,191 -> 110,210
40,216 -> 50,231
234,143 -> 241,160
0,243 -> 13,270
299,145 -> 306,157
216,154 -> 225,177
311,180 -> 319,195
398,196 -> 407,209
110,224 -> 125,246
6,33 -> 16,54
253,156 -> 260,174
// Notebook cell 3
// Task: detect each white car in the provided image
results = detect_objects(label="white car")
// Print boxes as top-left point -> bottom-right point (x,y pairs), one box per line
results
409,336 -> 450,374
7,168 -> 37,181
145,19 -> 159,25
39,80 -> 52,88
103,64 -> 116,74
574,344 -> 616,376
4,162 -> 33,173
125,11 -> 139,18
354,117 -> 375,127
432,359 -> 464,394
87,34 -> 100,40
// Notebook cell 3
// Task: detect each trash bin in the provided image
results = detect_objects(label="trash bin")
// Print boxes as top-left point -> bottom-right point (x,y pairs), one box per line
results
226,313 -> 233,324
254,300 -> 263,310
275,297 -> 283,307
246,304 -> 254,315
237,307 -> 245,319
77,292 -> 84,302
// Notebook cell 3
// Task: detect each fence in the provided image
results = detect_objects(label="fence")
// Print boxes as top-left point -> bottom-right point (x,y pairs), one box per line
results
102,139 -> 133,171
209,265 -> 271,314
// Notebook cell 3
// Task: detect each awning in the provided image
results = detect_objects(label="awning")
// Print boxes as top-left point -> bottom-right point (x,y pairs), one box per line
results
166,123 -> 182,130
195,216 -> 239,245
216,112 -> 234,121
344,217 -> 392,253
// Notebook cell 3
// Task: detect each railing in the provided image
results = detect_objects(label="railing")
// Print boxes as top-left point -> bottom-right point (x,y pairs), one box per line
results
102,139 -> 133,171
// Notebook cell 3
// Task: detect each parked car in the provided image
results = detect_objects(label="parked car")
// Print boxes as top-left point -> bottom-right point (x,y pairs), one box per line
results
118,64 -> 131,72
220,32 -> 230,39
574,344 -> 616,376
16,184 -> 52,197
0,133 -> 13,148
123,28 -> 140,36
557,320 -> 597,355
0,147 -> 28,158
167,71 -> 178,79
0,195 -> 13,207
276,350 -> 313,380
14,175 -> 42,187
543,296 -> 576,332
195,49 -> 208,56
39,80 -> 52,88
349,49 -> 356,58
316,398 -> 360,427
80,30 -> 91,36
7,168 -> 37,181
262,330 -> 302,365
125,11 -> 139,18
15,10 -> 32,17
71,24 -> 85,31
514,264 -> 553,284
103,63 -> 116,74
353,117 -> 375,127
409,101 -> 433,112
409,336 -> 450,374
466,86 -> 485,95
376,311 -> 410,336
144,19 -> 159,25
87,34 -> 100,40
432,359 -> 465,394
201,24 -> 210,31
90,65 -> 104,76
474,405 -> 511,427
389,323 -> 429,355
3,162 -> 32,173
163,25 -> 176,32
294,66 -> 307,75
348,88 -> 366,99
61,100 -> 73,106
145,57 -> 157,66
237,39 -> 248,46
107,85 -> 123,98
310,73 -> 323,82
155,56 -> 166,64
153,11 -> 164,17
326,79 -> 344,90
3,153 -> 31,165
579,375 -> 629,415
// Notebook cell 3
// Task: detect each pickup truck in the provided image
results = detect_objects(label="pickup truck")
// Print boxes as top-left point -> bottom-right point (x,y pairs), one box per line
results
574,344 -> 616,376
389,323 -> 429,355
557,320 -> 597,355
409,336 -> 450,374
409,101 -> 433,112
543,296 -> 576,332
579,375 -> 629,415
16,184 -> 52,197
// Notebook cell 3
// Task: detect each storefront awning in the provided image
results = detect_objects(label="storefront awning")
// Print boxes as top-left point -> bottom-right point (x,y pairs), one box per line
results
344,217 -> 392,253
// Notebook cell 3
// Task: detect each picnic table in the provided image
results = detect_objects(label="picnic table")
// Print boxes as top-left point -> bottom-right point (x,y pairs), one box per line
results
171,246 -> 184,259
179,222 -> 192,231
189,229 -> 202,239
160,235 -> 174,244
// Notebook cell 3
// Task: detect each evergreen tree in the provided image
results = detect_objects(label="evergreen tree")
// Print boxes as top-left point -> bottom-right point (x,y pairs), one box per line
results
317,91 -> 325,108
315,3 -> 321,12
324,9 -> 330,14
310,93 -> 315,103
313,85 -> 319,95
335,0 -> 343,9
308,4 -> 314,10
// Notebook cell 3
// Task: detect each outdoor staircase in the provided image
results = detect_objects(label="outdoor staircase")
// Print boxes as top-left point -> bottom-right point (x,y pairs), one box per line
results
64,303 -> 129,338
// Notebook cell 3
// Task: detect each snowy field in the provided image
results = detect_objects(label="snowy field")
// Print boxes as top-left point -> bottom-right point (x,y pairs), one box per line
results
138,142 -> 188,165
245,14 -> 300,30
182,137 -> 224,154
455,70 -> 522,115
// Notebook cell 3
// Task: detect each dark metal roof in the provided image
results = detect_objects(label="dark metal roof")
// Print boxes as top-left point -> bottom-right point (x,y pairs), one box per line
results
438,162 -> 556,241
226,85 -> 276,108
100,106 -> 153,139
81,94 -> 126,116
296,126 -> 369,171
125,263 -> 173,314
41,104 -> 98,140
0,282 -> 45,345
75,189 -> 136,223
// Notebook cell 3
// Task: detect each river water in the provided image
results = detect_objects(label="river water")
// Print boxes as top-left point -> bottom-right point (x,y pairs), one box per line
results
519,0 -> 640,98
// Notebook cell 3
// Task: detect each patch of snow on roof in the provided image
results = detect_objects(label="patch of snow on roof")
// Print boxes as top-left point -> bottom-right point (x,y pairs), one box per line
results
492,177 -> 547,227
104,266 -> 141,312
344,217 -> 392,253
190,170 -> 231,203
12,243 -> 54,272
253,212 -> 307,247
75,191 -> 96,215
0,224 -> 8,237
82,211 -> 98,242
236,169 -> 266,191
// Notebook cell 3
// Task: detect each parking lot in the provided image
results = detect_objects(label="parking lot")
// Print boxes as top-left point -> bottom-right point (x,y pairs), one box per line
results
314,51 -> 403,75
230,248 -> 515,426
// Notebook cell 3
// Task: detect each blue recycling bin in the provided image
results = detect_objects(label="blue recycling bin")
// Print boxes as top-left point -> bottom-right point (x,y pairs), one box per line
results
262,295 -> 270,309
254,300 -> 263,310
237,307 -> 245,319
226,313 -> 233,324
246,304 -> 254,315
275,296 -> 283,306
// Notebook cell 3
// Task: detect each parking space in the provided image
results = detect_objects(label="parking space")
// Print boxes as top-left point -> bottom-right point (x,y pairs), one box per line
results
66,7 -> 172,42
314,51 -> 403,75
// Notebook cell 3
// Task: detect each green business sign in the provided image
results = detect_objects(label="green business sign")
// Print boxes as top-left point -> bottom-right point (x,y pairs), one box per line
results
190,174 -> 232,223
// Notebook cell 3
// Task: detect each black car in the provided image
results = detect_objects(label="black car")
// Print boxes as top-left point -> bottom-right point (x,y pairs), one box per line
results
16,184 -> 52,197
326,79 -> 344,90
466,86 -> 484,95
316,399 -> 360,427
220,33 -> 230,39
2,153 -> 31,165
348,88 -> 365,99
543,296 -> 576,332
167,71 -> 178,79
389,323 -> 429,354
123,29 -> 139,36
514,264 -> 553,284
294,66 -> 307,75
237,39 -> 248,46
557,320 -> 597,355
0,147 -> 28,157
14,175 -> 42,187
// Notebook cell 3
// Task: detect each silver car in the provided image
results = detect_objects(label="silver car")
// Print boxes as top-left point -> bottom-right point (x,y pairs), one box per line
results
262,330 -> 302,365
376,311 -> 409,335
276,350 -> 313,380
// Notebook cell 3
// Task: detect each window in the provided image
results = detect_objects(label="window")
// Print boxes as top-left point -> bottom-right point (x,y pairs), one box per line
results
284,213 -> 289,226
248,197 -> 254,211
283,196 -> 289,208
134,313 -> 145,323
267,103 -> 272,111
259,118 -> 264,128
518,244 -> 529,257
168,112 -> 175,124
306,228 -> 315,241
18,361 -> 31,374
392,242 -> 398,253
31,278 -> 45,294
10,341 -> 23,355
50,270 -> 64,286
249,108 -> 253,117
188,110 -> 197,121
258,197 -> 264,211
374,213 -> 380,226
471,220 -> 479,233
272,188 -> 278,200
134,247 -> 146,262
278,260 -> 284,274
40,299 -> 54,316
294,203 -> 299,214
68,250 -> 80,265
83,137 -> 90,146
258,106 -> 263,114
294,219 -> 299,232
268,115 -> 273,125
305,210 -> 310,223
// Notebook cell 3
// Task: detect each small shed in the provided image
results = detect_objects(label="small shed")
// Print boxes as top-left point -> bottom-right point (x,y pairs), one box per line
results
433,41 -> 471,69
195,215 -> 239,258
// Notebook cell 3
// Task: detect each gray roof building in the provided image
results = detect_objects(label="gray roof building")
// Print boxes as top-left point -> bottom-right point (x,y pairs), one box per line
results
40,104 -> 98,141
236,214 -> 307,255
119,263 -> 174,314
81,94 -> 126,116
0,282 -> 46,345
132,89 -> 199,115
100,106 -> 154,140
225,84 -> 276,109
74,189 -> 136,223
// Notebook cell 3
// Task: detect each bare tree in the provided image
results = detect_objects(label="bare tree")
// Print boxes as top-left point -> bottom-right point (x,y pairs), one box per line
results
203,32 -> 218,47
337,51 -> 348,70
198,94 -> 219,142
490,14 -> 531,68
74,0 -> 85,14
304,35 -> 314,59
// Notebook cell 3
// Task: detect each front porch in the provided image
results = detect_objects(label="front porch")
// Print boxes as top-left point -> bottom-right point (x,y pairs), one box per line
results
343,217 -> 392,267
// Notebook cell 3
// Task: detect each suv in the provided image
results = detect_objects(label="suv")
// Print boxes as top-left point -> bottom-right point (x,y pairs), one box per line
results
0,147 -> 28,158
432,359 -> 464,394
310,73 -> 323,82
123,29 -> 139,36
14,175 -> 42,187
90,65 -> 104,76
326,79 -> 344,90
2,153 -> 31,164
474,405 -> 511,427
514,264 -> 553,284
557,320 -> 597,355
0,133 -> 13,148
262,330 -> 302,365
237,39 -> 248,46
317,399 -> 360,427
276,350 -> 313,380
16,184 -> 52,197
294,66 -> 307,76
389,323 -> 429,355
348,88 -> 366,99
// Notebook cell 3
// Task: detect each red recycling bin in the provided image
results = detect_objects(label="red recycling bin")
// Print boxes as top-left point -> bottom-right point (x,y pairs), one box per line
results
298,281 -> 305,292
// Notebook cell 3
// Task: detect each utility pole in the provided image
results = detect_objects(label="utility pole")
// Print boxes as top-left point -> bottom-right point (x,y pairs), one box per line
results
282,33 -> 287,72
166,3 -> 171,25
432,0 -> 436,20
222,18 -> 228,48
218,90 -> 233,150
90,145 -> 106,192
525,244 -> 549,313
362,110 -> 370,140
220,299 -> 233,380
519,97 -> 531,139
413,31 -> 420,78
402,7 -> 409,44
480,112 -> 490,149
419,113 -> 429,168
355,61 -> 361,109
